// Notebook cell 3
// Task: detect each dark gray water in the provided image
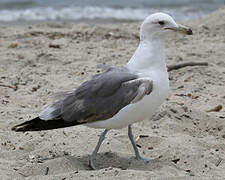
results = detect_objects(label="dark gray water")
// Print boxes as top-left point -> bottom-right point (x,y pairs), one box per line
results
0,0 -> 223,22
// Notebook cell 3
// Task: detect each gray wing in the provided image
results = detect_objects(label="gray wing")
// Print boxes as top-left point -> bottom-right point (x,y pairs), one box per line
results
39,67 -> 153,124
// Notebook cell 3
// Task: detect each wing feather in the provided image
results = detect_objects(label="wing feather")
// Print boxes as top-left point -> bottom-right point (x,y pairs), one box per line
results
39,67 -> 153,124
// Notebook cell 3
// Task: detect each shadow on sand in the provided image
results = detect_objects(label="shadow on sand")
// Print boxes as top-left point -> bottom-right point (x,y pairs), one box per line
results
17,152 -> 185,177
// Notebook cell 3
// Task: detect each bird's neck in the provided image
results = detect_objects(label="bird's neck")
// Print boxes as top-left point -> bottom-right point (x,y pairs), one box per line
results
127,38 -> 167,73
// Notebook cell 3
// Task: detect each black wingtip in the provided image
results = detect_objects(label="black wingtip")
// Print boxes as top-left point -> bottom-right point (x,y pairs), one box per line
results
12,117 -> 83,132
11,117 -> 41,132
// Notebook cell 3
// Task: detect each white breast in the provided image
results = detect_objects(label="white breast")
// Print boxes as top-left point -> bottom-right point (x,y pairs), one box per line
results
86,70 -> 169,129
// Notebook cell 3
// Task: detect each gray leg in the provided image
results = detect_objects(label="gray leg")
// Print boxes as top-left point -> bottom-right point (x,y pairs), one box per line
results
128,125 -> 154,162
89,129 -> 109,170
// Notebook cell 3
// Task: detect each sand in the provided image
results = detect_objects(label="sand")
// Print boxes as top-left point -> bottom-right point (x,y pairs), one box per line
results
1,7 -> 225,180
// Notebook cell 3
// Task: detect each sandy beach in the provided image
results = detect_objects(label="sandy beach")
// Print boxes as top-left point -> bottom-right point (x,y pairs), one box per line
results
0,7 -> 225,180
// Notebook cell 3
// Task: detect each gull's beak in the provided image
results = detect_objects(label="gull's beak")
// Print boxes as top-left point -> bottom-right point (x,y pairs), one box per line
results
165,24 -> 193,35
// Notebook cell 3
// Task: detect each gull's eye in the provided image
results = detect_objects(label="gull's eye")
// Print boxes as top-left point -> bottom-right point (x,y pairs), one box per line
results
158,21 -> 165,25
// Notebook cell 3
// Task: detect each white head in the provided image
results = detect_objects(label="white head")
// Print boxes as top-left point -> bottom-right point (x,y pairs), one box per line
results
140,12 -> 192,41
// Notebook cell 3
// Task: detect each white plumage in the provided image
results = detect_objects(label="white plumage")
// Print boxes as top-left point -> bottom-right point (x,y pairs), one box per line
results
86,13 -> 173,129
12,12 -> 192,170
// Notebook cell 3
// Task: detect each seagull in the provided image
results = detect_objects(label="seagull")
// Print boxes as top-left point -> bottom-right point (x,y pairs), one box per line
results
12,12 -> 192,170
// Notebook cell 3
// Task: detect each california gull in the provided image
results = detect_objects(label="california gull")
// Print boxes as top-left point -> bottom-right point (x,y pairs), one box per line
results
12,12 -> 192,169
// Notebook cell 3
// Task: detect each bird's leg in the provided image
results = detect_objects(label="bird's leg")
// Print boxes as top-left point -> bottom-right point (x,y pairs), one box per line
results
128,125 -> 154,162
89,129 -> 109,170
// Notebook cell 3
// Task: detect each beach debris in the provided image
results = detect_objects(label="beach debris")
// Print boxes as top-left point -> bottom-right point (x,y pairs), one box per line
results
45,167 -> 49,175
170,108 -> 177,113
181,113 -> 191,119
135,134 -> 149,142
135,135 -> 149,148
1,141 -> 16,150
177,85 -> 184,89
62,130 -> 68,136
139,135 -> 149,138
0,83 -> 18,91
8,42 -> 18,48
174,94 -> 186,97
167,61 -> 208,72
206,105 -> 222,112
63,151 -> 69,155
136,144 -> 141,148
215,158 -> 222,167
28,155 -> 36,162
49,43 -> 61,48
31,85 -> 41,92
171,158 -> 180,164
158,155 -> 163,158
28,154 -> 43,163
187,93 -> 199,99
174,93 -> 199,99
18,147 -> 24,150
2,99 -> 9,105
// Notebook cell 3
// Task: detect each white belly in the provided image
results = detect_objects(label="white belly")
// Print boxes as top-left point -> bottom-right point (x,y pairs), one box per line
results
86,71 -> 169,129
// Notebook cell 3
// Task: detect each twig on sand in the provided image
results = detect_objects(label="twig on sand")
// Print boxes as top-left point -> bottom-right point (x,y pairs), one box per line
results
0,83 -> 18,91
215,158 -> 222,167
167,62 -> 208,72
45,167 -> 49,175
206,105 -> 223,112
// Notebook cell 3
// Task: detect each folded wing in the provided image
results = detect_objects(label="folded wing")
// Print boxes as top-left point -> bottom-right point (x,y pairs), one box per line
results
12,67 -> 153,131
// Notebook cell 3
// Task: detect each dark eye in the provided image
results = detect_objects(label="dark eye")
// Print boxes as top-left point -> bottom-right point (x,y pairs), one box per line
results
158,21 -> 165,25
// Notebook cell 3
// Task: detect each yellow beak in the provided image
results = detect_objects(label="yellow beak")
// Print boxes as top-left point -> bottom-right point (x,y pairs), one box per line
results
165,24 -> 193,35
